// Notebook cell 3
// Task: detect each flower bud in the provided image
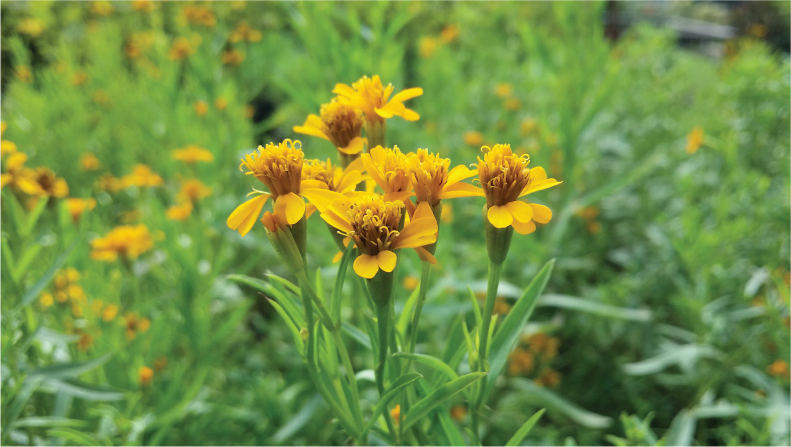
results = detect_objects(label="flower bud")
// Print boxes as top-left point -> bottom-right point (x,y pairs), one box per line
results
483,204 -> 514,265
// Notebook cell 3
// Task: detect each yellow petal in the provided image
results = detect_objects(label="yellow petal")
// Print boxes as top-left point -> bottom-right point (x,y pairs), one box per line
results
338,136 -> 366,155
529,203 -> 552,224
413,246 -> 437,264
301,179 -> 329,190
333,83 -> 357,98
301,188 -> 344,214
440,182 -> 482,199
487,205 -> 513,228
374,107 -> 394,119
412,201 -> 433,220
320,208 -> 354,233
336,169 -> 362,194
389,87 -> 423,105
360,152 -> 387,189
353,254 -> 379,279
332,251 -> 343,263
505,200 -> 533,223
293,114 -> 329,141
227,194 -> 270,236
512,219 -> 536,235
445,165 -> 477,187
400,108 -> 420,121
376,250 -> 397,272
305,203 -> 317,219
274,192 -> 305,225
393,217 -> 438,249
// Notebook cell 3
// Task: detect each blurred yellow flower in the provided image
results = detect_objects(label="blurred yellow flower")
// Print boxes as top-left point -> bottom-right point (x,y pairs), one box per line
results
450,405 -> 466,421
167,202 -> 193,221
221,49 -> 246,65
30,167 -> 70,198
1,140 -> 17,156
139,366 -> 154,386
535,369 -> 561,388
125,31 -> 156,58
123,164 -> 163,187
16,65 -> 32,83
1,122 -> 7,136
390,404 -> 401,424
92,89 -> 111,106
419,36 -> 439,58
748,23 -> 768,38
474,144 -> 561,235
504,98 -> 520,111
493,297 -> 511,315
229,21 -> 263,43
334,75 -> 422,124
40,292 -> 54,309
125,313 -> 151,340
178,178 -> 213,202
463,131 -> 483,146
77,332 -> 94,351
403,275 -> 419,291
71,71 -> 89,86
215,97 -> 228,111
102,304 -> 119,322
132,0 -> 155,13
18,18 -> 45,37
168,37 -> 195,61
495,83 -> 513,98
587,221 -> 601,234
440,24 -> 460,43
194,100 -> 209,117
90,224 -> 154,261
686,125 -> 704,154
97,175 -> 125,193
767,359 -> 789,378
172,145 -> 214,164
72,303 -> 84,318
183,5 -> 216,27
66,198 -> 97,224
508,347 -> 534,375
80,153 -> 101,171
90,1 -> 113,16
293,99 -> 366,154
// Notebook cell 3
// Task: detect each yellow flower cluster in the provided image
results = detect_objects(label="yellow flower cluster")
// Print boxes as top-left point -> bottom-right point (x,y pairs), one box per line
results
90,224 -> 154,262
182,5 -> 216,27
229,21 -> 263,43
508,332 -> 561,388
1,123 -> 70,199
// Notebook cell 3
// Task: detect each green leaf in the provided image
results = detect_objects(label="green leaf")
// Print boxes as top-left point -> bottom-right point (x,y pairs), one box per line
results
12,417 -> 87,429
268,299 -> 304,354
341,322 -> 371,350
396,284 -> 422,338
18,234 -> 83,309
506,409 -> 546,446
484,260 -> 554,400
361,373 -> 423,439
538,294 -> 651,321
512,379 -> 611,429
28,352 -> 115,380
227,274 -> 304,327
42,378 -> 125,401
401,372 -> 486,432
392,353 -> 458,382
47,428 -> 102,446
467,286 -> 483,329
664,409 -> 696,447
266,272 -> 302,295
332,241 -> 355,323
211,300 -> 254,345
272,394 -> 324,443
21,195 -> 49,237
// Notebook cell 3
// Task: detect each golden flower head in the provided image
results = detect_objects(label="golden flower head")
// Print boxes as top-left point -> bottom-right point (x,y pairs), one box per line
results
767,359 -> 790,378
169,37 -> 195,61
123,164 -> 163,188
293,99 -> 366,155
686,125 -> 704,154
441,24 -> 460,43
66,198 -> 97,223
240,139 -> 303,199
139,366 -> 154,386
391,405 -> 401,424
408,148 -> 478,207
166,202 -> 193,221
71,72 -> 88,87
221,50 -> 245,65
40,292 -> 55,309
333,75 -> 422,124
178,178 -> 212,202
1,140 -> 17,156
31,167 -> 69,198
125,312 -> 151,340
463,131 -> 483,146
194,100 -> 209,117
172,145 -> 213,164
90,1 -> 113,16
495,83 -> 513,98
475,144 -> 561,234
77,332 -> 94,351
450,405 -> 467,421
229,21 -> 263,43
361,145 -> 413,202
102,304 -> 119,322
182,5 -> 216,27
80,153 -> 101,171
90,224 -> 154,262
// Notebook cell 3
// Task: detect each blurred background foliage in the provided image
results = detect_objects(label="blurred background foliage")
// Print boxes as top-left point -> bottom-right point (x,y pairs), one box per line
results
1,1 -> 789,445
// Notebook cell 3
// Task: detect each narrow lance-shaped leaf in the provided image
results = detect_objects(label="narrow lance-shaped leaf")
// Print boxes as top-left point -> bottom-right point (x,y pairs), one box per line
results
401,372 -> 486,432
506,409 -> 546,446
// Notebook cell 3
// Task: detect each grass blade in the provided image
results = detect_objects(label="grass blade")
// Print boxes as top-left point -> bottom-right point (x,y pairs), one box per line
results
505,409 -> 545,446
401,372 -> 486,432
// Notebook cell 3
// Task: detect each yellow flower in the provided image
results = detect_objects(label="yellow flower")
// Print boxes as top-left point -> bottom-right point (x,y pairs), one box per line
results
391,404 -> 401,425
227,139 -> 344,236
178,178 -> 212,202
293,100 -> 367,155
39,292 -> 54,309
66,198 -> 97,223
183,5 -> 216,27
102,304 -> 119,322
402,275 -> 419,290
71,72 -> 88,86
214,97 -> 228,111
686,126 -> 704,154
97,175 -> 125,193
1,140 -> 17,156
169,37 -> 195,61
767,360 -> 790,378
360,145 -> 413,203
18,18 -> 45,37
419,37 -> 438,58
80,153 -> 101,171
124,312 -> 151,340
30,168 -> 69,198
90,1 -> 113,16
474,144 -> 561,234
333,75 -> 422,124
166,202 -> 193,221
16,65 -> 32,83
495,83 -> 513,98
463,131 -> 483,146
440,24 -> 460,44
320,195 -> 438,279
77,332 -> 94,351
194,100 -> 209,117
408,148 -> 479,207
229,21 -> 263,43
139,366 -> 154,386
132,0 -> 155,13
90,224 -> 154,261
172,145 -> 213,164
1,122 -> 7,136
1,152 -> 41,195
221,50 -> 245,65
122,164 -> 163,188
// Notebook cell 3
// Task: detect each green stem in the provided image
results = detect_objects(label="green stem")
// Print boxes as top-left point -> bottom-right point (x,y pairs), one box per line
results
473,260 -> 502,437
375,302 -> 398,440
404,261 -> 432,369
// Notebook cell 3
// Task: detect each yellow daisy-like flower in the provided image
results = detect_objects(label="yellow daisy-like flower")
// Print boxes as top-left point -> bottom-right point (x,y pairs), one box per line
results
226,139 -> 344,236
80,153 -> 101,171
474,144 -> 561,234
321,195 -> 438,279
1,140 -> 17,156
408,149 -> 479,207
168,37 -> 195,61
30,168 -> 69,198
66,197 -> 97,223
167,202 -> 193,221
301,157 -> 367,220
90,224 -> 154,262
333,75 -> 422,124
122,164 -> 163,188
360,145 -> 413,203
172,145 -> 214,164
686,125 -> 704,154
1,152 -> 40,195
293,100 -> 367,155
178,178 -> 212,202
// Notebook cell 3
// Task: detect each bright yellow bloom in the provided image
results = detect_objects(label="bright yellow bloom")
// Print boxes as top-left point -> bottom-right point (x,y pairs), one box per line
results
18,18 -> 45,37
227,139 -> 344,236
767,360 -> 790,378
333,75 -> 422,124
182,5 -> 216,27
90,224 -> 154,261
169,37 -> 195,61
194,100 -> 209,117
474,144 -> 561,234
30,168 -> 70,198
293,100 -> 367,155
40,292 -> 54,309
66,198 -> 97,223
139,366 -> 154,386
301,157 -> 366,216
229,21 -> 263,43
16,65 -> 32,83
408,148 -> 479,207
495,83 -> 513,98
132,0 -> 155,13
172,145 -> 214,164
102,304 -> 119,322
215,97 -> 228,111
90,1 -> 113,16
123,164 -> 163,188
440,24 -> 460,44
463,131 -> 483,146
221,50 -> 245,65
167,202 -> 193,221
419,37 -> 438,58
80,153 -> 101,171
320,195 -> 438,278
1,140 -> 17,156
1,152 -> 40,194
178,178 -> 212,202
686,126 -> 704,154
360,146 -> 413,203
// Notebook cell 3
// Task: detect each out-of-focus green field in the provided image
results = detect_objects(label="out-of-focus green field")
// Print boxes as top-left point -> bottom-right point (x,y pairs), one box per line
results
1,1 -> 789,445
